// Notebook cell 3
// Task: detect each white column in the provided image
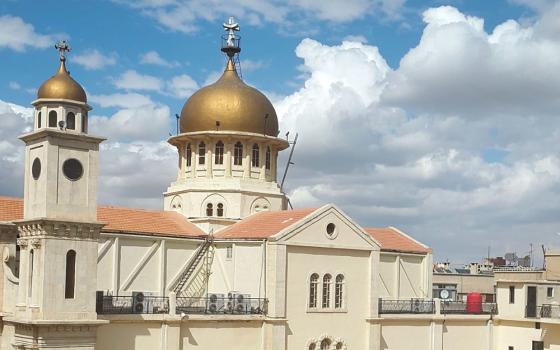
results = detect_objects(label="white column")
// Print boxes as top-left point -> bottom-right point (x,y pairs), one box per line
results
206,140 -> 213,178
243,141 -> 250,179
272,148 -> 278,183
259,143 -> 266,180
177,145 -> 185,180
225,142 -> 232,177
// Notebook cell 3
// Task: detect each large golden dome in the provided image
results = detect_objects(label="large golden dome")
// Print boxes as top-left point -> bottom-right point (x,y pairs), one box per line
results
37,59 -> 87,103
180,59 -> 278,136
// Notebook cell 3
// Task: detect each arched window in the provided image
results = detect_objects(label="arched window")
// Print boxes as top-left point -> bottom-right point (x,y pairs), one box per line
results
335,274 -> 344,308
186,144 -> 192,167
234,142 -> 243,166
215,141 -> 224,165
320,339 -> 331,350
309,273 -> 319,308
265,147 -> 271,170
322,274 -> 332,308
81,113 -> 88,133
48,110 -> 57,128
198,142 -> 206,165
217,203 -> 224,217
65,250 -> 76,299
66,112 -> 76,130
335,342 -> 344,349
252,143 -> 260,167
28,249 -> 34,298
206,203 -> 213,216
309,344 -> 316,350
37,111 -> 42,128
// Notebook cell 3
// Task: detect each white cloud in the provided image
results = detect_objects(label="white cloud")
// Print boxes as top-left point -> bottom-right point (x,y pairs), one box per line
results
166,74 -> 199,98
113,70 -> 164,91
240,59 -> 266,72
90,93 -> 155,109
8,82 -> 20,90
0,15 -> 59,52
343,35 -> 368,43
73,49 -> 117,70
140,50 -> 180,67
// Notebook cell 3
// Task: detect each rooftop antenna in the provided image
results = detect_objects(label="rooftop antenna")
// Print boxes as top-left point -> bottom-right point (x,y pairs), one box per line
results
280,133 -> 298,193
215,120 -> 221,131
175,114 -> 180,135
263,114 -> 269,135
221,17 -> 242,77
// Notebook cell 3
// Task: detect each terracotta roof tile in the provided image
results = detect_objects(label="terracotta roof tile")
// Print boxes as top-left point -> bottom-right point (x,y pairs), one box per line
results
0,196 -> 204,238
215,208 -> 317,239
365,227 -> 431,254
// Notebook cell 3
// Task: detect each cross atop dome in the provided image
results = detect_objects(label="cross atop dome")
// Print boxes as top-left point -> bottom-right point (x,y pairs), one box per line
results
54,40 -> 71,61
221,17 -> 241,57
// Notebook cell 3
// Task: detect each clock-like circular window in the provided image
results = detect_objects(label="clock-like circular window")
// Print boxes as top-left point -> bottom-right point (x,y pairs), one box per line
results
62,158 -> 83,181
31,158 -> 41,180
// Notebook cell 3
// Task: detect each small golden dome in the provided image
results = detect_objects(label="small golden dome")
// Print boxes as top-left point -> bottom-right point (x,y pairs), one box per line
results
180,59 -> 278,136
37,59 -> 87,103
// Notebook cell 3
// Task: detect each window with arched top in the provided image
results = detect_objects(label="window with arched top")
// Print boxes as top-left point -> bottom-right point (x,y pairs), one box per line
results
265,147 -> 271,170
82,113 -> 87,133
322,274 -> 332,308
37,111 -> 42,128
335,274 -> 344,309
65,250 -> 76,299
186,144 -> 192,167
206,203 -> 213,216
217,203 -> 224,217
198,142 -> 206,165
66,112 -> 76,130
309,273 -> 319,308
320,339 -> 331,350
234,142 -> 243,166
309,344 -> 317,350
215,141 -> 224,165
335,342 -> 344,349
252,143 -> 260,167
48,110 -> 57,127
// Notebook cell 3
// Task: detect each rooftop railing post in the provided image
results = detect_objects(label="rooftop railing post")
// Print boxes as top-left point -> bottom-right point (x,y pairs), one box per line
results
435,298 -> 441,315
169,292 -> 176,315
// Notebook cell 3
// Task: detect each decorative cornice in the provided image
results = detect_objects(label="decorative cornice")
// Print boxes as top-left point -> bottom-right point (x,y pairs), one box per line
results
16,219 -> 103,241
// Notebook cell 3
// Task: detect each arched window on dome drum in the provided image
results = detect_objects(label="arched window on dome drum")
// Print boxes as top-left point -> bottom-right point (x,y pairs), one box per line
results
217,203 -> 224,217
66,112 -> 76,130
65,250 -> 76,299
252,143 -> 259,167
206,203 -> 213,216
265,147 -> 271,170
335,342 -> 344,349
322,274 -> 332,308
186,144 -> 192,167
48,110 -> 57,128
309,344 -> 316,350
37,112 -> 42,129
234,142 -> 243,166
215,141 -> 224,165
198,142 -> 206,165
335,274 -> 344,309
320,339 -> 331,350
309,273 -> 319,308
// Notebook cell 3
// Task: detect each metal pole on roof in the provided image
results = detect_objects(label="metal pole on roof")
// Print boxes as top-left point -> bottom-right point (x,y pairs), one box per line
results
280,133 -> 298,193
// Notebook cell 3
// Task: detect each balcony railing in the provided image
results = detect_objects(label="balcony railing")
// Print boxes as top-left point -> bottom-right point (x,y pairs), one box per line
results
97,295 -> 170,315
526,304 -> 560,319
96,293 -> 268,315
440,301 -> 498,315
176,296 -> 268,315
379,299 -> 435,314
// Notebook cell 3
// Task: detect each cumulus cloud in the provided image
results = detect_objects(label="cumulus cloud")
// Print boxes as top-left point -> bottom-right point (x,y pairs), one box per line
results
0,15 -> 59,52
8,82 -> 21,90
73,49 -> 117,70
167,74 -> 199,99
140,50 -> 180,67
90,93 -> 155,109
113,69 -> 199,99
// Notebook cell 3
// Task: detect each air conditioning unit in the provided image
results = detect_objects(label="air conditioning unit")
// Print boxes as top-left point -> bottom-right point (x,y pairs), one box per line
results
132,291 -> 156,314
228,292 -> 251,313
207,293 -> 225,313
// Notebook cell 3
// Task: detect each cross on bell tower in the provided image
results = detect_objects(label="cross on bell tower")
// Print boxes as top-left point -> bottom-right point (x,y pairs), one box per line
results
55,40 -> 71,60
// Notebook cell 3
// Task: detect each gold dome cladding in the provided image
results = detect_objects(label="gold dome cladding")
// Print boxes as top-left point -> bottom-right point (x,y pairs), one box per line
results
179,59 -> 279,136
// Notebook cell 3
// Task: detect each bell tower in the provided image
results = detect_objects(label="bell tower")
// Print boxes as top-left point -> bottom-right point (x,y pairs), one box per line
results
9,41 -> 106,350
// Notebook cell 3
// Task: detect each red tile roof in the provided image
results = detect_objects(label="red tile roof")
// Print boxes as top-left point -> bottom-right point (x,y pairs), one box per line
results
0,196 -> 204,238
214,208 -> 317,239
365,227 -> 431,254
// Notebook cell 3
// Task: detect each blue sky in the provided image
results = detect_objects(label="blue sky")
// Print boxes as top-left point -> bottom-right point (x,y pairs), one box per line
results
2,0 -> 560,265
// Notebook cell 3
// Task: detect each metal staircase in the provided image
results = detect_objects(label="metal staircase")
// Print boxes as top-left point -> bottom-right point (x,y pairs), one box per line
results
173,236 -> 214,294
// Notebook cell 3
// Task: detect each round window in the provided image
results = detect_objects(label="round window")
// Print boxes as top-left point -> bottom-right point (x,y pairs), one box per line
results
62,159 -> 83,181
32,158 -> 41,180
326,223 -> 336,236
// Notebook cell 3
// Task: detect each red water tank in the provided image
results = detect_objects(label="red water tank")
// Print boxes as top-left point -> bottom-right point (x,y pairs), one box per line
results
466,292 -> 483,313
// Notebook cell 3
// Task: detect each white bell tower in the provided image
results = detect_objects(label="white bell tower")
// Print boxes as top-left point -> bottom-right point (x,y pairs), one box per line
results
9,41 -> 106,350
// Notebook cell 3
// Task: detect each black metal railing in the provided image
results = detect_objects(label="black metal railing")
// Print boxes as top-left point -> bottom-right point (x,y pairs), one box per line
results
526,304 -> 560,319
379,299 -> 435,314
440,301 -> 497,315
176,296 -> 268,315
97,295 -> 169,315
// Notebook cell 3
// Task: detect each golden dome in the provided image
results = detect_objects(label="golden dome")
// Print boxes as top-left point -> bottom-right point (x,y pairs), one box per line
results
180,59 -> 278,136
37,58 -> 87,103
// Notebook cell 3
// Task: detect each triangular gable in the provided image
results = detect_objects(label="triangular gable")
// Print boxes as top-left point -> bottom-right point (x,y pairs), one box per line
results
270,204 -> 380,251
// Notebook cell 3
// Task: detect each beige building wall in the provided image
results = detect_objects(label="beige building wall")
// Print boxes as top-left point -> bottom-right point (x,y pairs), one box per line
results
379,252 -> 432,299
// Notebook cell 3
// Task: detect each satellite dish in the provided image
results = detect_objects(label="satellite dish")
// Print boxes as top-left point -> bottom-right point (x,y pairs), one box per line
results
440,289 -> 450,300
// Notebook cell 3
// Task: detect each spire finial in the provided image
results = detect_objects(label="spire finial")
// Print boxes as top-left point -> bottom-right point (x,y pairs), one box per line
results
221,17 -> 241,58
54,40 -> 71,61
